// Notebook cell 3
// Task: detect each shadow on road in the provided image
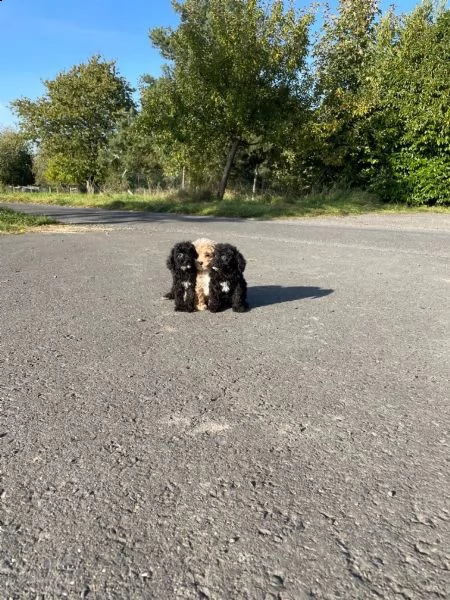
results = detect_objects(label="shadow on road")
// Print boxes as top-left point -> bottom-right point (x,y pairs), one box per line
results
248,285 -> 334,308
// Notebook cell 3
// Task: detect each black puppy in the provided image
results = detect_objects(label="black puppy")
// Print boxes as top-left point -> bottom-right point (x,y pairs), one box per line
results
208,243 -> 249,312
165,241 -> 198,312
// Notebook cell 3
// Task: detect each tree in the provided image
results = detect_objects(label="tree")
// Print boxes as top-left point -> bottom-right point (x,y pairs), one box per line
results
146,0 -> 313,198
11,56 -> 135,192
385,1 -> 450,205
101,110 -> 166,191
313,0 -> 380,184
0,128 -> 33,186
357,0 -> 450,204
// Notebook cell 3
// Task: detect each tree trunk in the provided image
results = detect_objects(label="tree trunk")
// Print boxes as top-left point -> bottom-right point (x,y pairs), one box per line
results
252,165 -> 258,199
217,138 -> 240,200
86,178 -> 96,194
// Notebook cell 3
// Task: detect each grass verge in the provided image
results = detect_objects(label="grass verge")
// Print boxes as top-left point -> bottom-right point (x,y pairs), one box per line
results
1,189 -> 449,219
0,208 -> 57,233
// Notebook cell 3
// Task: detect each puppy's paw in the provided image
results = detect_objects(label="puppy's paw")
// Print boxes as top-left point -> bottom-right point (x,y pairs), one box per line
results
232,304 -> 249,313
174,304 -> 189,312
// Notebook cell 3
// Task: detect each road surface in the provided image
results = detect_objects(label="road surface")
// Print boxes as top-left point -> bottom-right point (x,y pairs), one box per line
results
1,203 -> 449,599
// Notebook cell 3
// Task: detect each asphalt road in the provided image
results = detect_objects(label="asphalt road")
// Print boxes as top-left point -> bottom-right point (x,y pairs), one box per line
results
1,203 -> 449,599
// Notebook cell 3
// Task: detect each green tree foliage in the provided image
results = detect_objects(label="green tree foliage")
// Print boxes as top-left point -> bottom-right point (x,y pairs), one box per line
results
138,76 -> 202,186
312,0 -> 380,184
315,0 -> 379,96
355,0 -> 450,205
31,149 -> 50,187
11,56 -> 135,192
0,128 -> 33,186
144,0 -> 313,198
101,110 -> 166,190
382,1 -> 449,204
345,8 -> 401,193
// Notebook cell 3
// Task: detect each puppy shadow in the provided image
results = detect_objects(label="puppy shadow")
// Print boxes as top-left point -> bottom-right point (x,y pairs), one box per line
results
248,285 -> 334,308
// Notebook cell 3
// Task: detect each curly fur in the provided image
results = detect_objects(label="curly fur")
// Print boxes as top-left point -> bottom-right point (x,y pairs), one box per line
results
208,243 -> 249,312
193,238 -> 216,311
165,241 -> 198,312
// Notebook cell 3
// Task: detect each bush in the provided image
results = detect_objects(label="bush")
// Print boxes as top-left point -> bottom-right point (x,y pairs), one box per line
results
0,129 -> 34,186
402,156 -> 450,206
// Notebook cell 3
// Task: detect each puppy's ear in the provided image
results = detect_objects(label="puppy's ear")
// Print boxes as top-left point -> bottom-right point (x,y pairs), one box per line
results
167,248 -> 176,270
236,251 -> 246,273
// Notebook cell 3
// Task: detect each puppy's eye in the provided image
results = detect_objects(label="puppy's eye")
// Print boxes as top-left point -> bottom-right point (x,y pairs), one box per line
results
205,253 -> 211,258
177,253 -> 184,259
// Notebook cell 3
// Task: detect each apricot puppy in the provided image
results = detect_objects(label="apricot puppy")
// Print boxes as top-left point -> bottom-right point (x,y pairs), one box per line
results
193,237 -> 216,310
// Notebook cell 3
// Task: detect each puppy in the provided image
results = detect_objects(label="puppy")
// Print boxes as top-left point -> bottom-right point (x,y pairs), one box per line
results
193,238 -> 216,311
208,243 -> 249,312
165,241 -> 198,312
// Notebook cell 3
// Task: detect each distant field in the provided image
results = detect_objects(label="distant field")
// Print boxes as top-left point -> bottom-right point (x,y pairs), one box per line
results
1,189 -> 449,220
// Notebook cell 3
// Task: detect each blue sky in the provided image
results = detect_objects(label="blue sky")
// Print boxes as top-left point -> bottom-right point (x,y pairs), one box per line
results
0,0 -> 442,127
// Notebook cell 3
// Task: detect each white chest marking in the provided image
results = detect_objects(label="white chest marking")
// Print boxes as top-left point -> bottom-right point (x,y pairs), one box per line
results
182,281 -> 191,289
220,281 -> 230,293
198,272 -> 211,297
